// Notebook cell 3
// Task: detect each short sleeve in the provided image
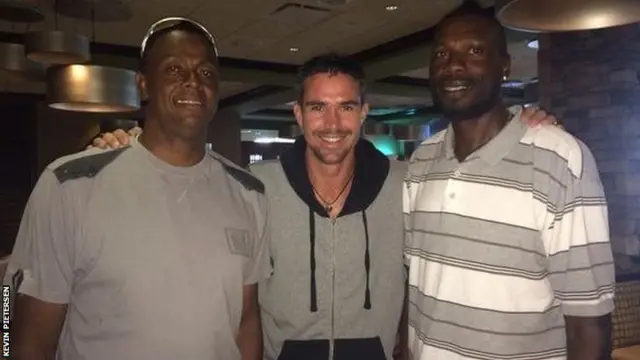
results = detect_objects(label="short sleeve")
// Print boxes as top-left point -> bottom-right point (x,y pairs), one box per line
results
243,192 -> 271,285
3,169 -> 74,304
546,143 -> 615,317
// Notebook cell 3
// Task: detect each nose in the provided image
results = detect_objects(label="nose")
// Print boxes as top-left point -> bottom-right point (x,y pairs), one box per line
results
443,52 -> 465,75
323,106 -> 341,128
183,69 -> 201,88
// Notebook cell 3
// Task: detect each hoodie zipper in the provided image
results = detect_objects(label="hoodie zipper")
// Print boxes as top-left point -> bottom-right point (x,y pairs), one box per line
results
329,217 -> 336,360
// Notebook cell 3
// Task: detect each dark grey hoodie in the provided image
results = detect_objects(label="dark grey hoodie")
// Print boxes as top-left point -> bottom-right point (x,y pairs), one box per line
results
250,137 -> 406,360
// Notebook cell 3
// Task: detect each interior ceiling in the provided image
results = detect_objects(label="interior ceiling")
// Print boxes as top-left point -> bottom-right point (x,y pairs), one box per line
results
0,0 -> 539,125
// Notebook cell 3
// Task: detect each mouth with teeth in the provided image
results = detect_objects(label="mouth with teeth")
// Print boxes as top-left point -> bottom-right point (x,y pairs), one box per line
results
318,134 -> 347,145
176,99 -> 203,106
440,80 -> 474,95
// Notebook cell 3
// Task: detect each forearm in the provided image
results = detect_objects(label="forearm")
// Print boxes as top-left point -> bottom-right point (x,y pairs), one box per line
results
12,318 -> 59,360
12,344 -> 57,360
237,312 -> 263,360
565,314 -> 612,360
11,295 -> 67,360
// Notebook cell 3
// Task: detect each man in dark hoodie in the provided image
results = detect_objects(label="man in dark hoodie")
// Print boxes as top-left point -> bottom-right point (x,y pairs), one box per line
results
89,54 -> 556,359
250,54 -> 408,360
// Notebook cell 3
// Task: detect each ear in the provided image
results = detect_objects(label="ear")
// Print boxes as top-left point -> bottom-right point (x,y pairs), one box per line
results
136,73 -> 148,101
293,102 -> 304,129
360,102 -> 369,123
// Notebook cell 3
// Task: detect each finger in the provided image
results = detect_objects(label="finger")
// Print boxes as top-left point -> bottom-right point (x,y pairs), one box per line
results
102,133 -> 122,149
113,129 -> 131,145
91,137 -> 108,149
521,106 -> 536,118
532,109 -> 549,123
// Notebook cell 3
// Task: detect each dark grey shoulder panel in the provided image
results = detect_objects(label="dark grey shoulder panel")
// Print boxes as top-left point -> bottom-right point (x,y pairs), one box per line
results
222,164 -> 265,194
53,147 -> 129,183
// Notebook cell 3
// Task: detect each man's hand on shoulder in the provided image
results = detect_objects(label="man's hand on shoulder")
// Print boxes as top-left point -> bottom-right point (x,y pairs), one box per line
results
87,127 -> 142,150
520,106 -> 564,129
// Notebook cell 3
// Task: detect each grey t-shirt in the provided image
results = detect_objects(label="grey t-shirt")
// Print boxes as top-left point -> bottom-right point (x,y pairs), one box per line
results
4,140 -> 270,360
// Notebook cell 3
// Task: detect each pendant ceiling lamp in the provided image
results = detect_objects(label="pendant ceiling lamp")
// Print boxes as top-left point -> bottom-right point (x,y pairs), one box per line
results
496,0 -> 640,33
0,42 -> 44,82
0,0 -> 45,23
24,30 -> 90,64
24,0 -> 91,64
47,64 -> 140,113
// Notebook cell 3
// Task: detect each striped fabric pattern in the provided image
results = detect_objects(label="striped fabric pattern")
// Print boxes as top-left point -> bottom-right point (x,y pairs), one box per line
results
403,106 -> 615,360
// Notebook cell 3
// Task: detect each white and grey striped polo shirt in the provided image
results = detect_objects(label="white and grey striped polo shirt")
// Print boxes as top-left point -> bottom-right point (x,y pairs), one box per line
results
403,106 -> 615,360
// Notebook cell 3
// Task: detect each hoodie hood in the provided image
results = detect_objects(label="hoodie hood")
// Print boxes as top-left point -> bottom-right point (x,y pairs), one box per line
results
279,136 -> 390,313
280,136 -> 390,218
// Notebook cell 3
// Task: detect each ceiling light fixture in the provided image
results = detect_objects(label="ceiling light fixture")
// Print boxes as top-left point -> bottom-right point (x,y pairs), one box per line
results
290,47 -> 299,52
527,39 -> 539,49
0,42 -> 44,82
385,4 -> 398,11
496,0 -> 640,32
47,64 -> 140,113
24,30 -> 91,64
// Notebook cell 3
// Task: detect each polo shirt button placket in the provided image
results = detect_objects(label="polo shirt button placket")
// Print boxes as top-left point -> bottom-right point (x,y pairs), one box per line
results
444,167 -> 461,206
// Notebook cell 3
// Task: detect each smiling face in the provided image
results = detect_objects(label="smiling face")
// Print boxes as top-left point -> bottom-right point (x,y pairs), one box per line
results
430,14 -> 510,121
294,72 -> 368,165
137,28 -> 219,140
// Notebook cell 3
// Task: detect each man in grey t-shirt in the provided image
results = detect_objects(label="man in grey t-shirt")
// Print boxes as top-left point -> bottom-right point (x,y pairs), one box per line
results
4,18 -> 269,360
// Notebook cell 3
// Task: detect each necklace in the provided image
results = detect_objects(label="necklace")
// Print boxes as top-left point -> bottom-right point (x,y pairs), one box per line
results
311,170 -> 355,214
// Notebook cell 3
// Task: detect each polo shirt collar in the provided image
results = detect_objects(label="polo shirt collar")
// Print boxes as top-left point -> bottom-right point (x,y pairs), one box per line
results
442,105 -> 526,165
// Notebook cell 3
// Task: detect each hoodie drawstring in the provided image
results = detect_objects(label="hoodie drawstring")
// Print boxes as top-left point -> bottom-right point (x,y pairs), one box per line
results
362,210 -> 372,310
309,208 -> 318,312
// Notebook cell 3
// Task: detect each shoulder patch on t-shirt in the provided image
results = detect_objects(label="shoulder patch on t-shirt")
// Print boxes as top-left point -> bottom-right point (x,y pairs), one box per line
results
53,147 -> 129,183
222,164 -> 265,194
207,150 -> 265,194
225,228 -> 253,257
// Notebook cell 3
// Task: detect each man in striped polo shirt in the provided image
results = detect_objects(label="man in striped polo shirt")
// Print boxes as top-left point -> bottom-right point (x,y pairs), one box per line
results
404,2 -> 615,360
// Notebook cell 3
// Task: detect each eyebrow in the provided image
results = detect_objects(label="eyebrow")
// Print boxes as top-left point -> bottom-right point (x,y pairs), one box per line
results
158,55 -> 219,68
303,100 -> 360,106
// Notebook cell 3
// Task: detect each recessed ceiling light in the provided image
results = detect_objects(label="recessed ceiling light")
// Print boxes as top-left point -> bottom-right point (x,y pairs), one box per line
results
385,5 -> 398,11
290,47 -> 299,52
